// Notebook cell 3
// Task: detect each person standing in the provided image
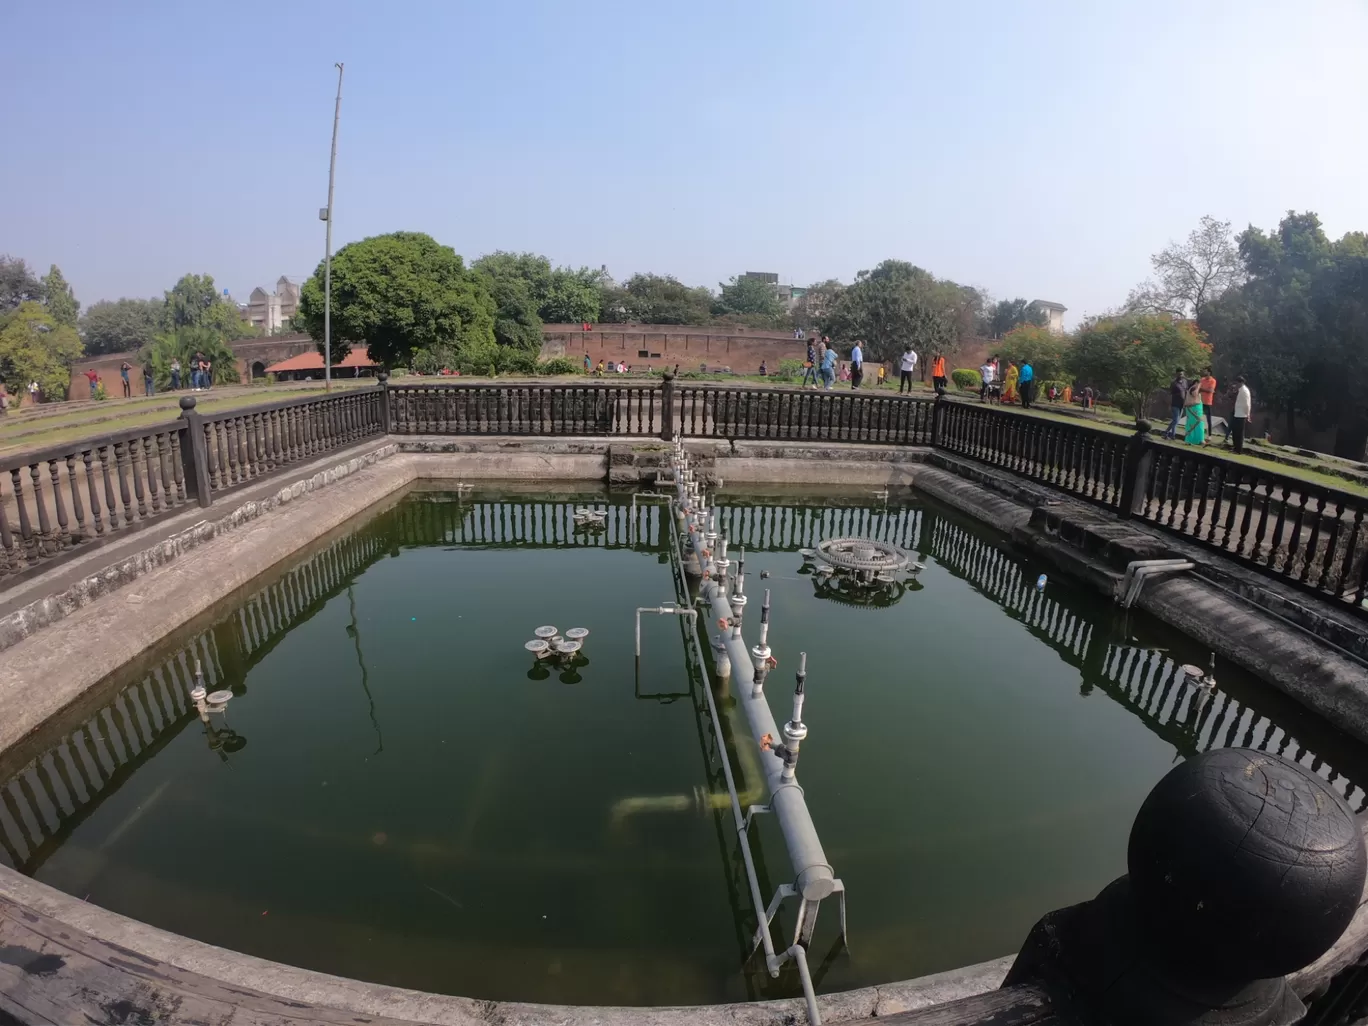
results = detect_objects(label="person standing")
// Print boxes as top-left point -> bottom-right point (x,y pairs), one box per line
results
143,365 -> 154,396
1002,361 -> 1019,403
201,356 -> 213,390
119,361 -> 132,398
1164,368 -> 1187,439
1182,378 -> 1206,445
931,352 -> 947,395
820,343 -> 837,389
1018,360 -> 1035,409
978,359 -> 995,401
1198,367 -> 1217,435
583,352 -> 591,375
85,367 -> 99,398
850,340 -> 864,389
170,358 -> 182,391
801,340 -> 818,387
1231,375 -> 1251,453
898,346 -> 917,393
876,364 -> 886,387
28,380 -> 40,406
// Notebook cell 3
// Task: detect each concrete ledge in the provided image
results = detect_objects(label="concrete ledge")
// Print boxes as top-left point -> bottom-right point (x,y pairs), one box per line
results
0,864 -> 1008,1026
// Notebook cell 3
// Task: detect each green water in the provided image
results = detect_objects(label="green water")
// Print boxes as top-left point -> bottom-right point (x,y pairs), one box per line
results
3,486 -> 1366,1006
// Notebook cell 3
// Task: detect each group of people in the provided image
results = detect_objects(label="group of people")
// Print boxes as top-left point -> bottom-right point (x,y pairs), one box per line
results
973,355 -> 1037,407
82,352 -> 214,400
1165,367 -> 1253,452
799,336 -> 861,390
587,356 -> 635,376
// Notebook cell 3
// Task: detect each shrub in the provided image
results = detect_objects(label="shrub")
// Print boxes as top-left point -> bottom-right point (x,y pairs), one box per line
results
774,358 -> 806,381
951,368 -> 981,389
94,381 -> 109,401
538,356 -> 579,376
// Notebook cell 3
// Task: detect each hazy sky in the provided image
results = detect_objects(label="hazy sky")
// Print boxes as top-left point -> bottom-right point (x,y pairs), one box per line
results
6,1 -> 1367,325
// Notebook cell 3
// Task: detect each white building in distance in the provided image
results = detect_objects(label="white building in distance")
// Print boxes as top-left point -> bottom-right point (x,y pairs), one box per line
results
245,277 -> 302,335
1030,299 -> 1067,335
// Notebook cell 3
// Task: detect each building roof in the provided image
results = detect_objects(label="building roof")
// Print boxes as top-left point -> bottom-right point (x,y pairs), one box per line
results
1030,299 -> 1067,311
264,349 -> 378,373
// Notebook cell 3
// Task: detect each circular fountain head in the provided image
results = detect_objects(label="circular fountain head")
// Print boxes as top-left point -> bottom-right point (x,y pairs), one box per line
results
564,627 -> 590,641
574,507 -> 591,518
190,686 -> 207,702
525,639 -> 550,655
206,690 -> 234,705
555,639 -> 582,655
813,537 -> 909,575
799,548 -> 817,559
1180,664 -> 1207,681
534,625 -> 558,639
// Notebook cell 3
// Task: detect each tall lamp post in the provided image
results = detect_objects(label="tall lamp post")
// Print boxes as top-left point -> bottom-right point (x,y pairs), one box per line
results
320,62 -> 344,392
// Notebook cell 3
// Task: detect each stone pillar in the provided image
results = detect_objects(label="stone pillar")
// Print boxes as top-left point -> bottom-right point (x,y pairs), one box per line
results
377,370 -> 391,433
178,396 -> 213,508
660,370 -> 676,441
1117,420 -> 1154,519
1004,747 -> 1367,1025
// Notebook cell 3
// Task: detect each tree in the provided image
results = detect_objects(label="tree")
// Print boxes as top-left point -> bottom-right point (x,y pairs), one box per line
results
482,273 -> 544,353
996,324 -> 1071,381
471,252 -> 601,324
1127,215 -> 1243,319
1202,211 -> 1368,456
605,273 -> 713,324
715,275 -> 784,322
141,327 -> 241,391
982,298 -> 1047,338
164,273 -> 255,339
0,302 -> 84,400
0,257 -> 44,316
79,298 -> 166,355
791,279 -> 845,332
1068,314 -> 1209,419
820,260 -> 964,365
41,265 -> 79,327
294,231 -> 496,368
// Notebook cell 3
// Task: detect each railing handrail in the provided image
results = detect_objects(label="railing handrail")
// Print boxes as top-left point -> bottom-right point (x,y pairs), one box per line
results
196,383 -> 382,422
0,417 -> 186,475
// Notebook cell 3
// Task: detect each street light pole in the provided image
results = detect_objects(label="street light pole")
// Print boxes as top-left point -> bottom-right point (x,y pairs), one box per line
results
322,62 -> 344,392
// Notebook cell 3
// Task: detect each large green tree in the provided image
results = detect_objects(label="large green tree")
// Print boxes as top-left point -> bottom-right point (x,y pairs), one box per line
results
982,297 -> 1047,338
820,260 -> 965,365
0,257 -> 44,317
995,324 -> 1071,381
80,298 -> 165,355
1202,211 -> 1368,456
1068,314 -> 1209,419
41,265 -> 79,327
164,273 -> 255,339
791,279 -> 844,332
714,274 -> 784,322
471,251 -> 601,324
602,273 -> 713,324
295,231 -> 497,368
482,273 -> 544,353
0,302 -> 83,400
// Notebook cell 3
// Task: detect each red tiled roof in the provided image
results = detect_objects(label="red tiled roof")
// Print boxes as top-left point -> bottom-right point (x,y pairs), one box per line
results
264,349 -> 378,373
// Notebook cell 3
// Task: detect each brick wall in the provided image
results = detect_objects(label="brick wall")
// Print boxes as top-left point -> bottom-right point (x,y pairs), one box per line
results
541,329 -> 809,373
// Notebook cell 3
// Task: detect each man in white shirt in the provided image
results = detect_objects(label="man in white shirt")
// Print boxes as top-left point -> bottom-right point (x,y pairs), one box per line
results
850,341 -> 864,389
1231,375 -> 1252,453
979,359 -> 995,401
898,347 -> 918,394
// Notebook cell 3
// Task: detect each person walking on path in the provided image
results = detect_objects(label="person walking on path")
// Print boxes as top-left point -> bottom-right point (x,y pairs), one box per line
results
85,368 -> 99,398
801,341 -> 818,387
899,347 -> 918,393
1164,368 -> 1188,439
1183,378 -> 1206,445
119,361 -> 132,398
1198,367 -> 1217,435
170,358 -> 182,390
1231,376 -> 1251,453
931,353 -> 947,395
850,340 -> 864,389
1018,360 -> 1035,408
820,343 -> 837,389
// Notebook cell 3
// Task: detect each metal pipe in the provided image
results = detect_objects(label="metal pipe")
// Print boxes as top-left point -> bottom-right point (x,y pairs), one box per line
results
789,944 -> 822,1025
635,605 -> 696,657
1118,559 -> 1194,609
670,473 -> 837,904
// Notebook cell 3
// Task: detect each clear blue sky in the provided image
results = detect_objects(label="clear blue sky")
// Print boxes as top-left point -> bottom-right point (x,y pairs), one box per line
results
6,0 -> 1367,325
